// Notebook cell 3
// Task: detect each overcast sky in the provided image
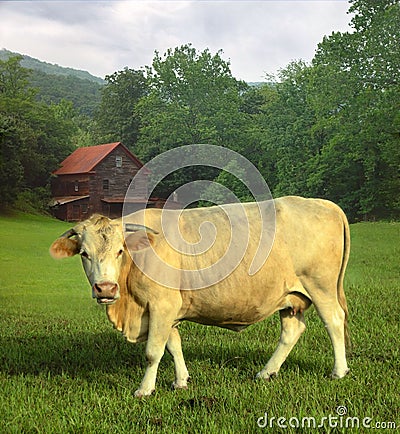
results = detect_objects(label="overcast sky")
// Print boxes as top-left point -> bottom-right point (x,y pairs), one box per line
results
0,1 -> 352,82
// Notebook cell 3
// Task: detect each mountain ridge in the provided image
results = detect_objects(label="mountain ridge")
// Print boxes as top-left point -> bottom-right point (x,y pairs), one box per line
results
0,48 -> 105,85
1,48 -> 103,115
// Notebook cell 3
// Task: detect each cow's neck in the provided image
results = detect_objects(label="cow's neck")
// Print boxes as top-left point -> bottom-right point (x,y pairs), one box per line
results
105,261 -> 149,343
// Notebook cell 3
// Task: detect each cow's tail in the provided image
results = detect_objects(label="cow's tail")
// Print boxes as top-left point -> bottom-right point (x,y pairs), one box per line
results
338,209 -> 351,351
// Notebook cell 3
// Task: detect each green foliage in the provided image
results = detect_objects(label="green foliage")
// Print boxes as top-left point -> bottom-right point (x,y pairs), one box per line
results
0,213 -> 398,433
0,49 -> 104,84
136,44 -> 248,158
256,62 -> 321,198
13,187 -> 52,214
244,1 -> 400,221
0,113 -> 24,204
3,1 -> 398,220
0,56 -> 76,208
30,70 -> 102,116
348,0 -> 399,32
90,23 -> 399,219
200,160 -> 254,206
0,54 -> 38,103
134,45 -> 254,198
95,68 -> 148,146
308,0 -> 400,219
0,49 -> 103,116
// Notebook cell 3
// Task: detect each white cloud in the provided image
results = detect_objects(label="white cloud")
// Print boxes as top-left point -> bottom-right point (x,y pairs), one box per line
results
0,0 -> 351,81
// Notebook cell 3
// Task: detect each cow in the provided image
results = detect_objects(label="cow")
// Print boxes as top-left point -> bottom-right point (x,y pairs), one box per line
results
50,196 -> 350,397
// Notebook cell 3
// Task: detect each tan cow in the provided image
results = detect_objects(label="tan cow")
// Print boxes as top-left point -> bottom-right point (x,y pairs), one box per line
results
50,196 -> 350,397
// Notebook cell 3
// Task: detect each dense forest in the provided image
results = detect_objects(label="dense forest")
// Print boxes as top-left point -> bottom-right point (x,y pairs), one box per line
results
0,49 -> 103,116
0,0 -> 399,220
0,49 -> 104,84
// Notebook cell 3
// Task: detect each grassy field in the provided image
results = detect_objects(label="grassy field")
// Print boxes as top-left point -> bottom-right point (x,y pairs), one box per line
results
0,212 -> 399,433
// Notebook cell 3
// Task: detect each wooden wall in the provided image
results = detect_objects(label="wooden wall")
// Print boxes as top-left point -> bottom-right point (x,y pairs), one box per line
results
51,146 -> 149,221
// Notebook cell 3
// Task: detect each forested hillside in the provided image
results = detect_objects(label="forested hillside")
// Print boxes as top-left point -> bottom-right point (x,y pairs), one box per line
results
0,49 -> 104,84
0,49 -> 102,115
0,0 -> 398,220
29,71 -> 101,116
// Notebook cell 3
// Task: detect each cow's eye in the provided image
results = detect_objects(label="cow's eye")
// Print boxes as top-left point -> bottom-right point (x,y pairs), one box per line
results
117,249 -> 124,258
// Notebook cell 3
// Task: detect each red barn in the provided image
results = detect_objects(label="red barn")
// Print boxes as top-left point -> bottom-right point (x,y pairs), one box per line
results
50,142 -> 152,221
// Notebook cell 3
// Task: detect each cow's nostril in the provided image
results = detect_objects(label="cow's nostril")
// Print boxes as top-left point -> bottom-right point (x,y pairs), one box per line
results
93,282 -> 118,298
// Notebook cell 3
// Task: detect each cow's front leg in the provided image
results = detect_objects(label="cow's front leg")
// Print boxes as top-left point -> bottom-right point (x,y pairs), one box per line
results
134,320 -> 173,397
256,308 -> 306,380
166,327 -> 190,390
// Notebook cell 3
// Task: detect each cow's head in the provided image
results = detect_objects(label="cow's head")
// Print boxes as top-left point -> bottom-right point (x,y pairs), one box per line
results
50,214 -> 157,305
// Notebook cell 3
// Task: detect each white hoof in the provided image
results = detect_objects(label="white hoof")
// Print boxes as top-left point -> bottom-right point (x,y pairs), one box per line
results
134,388 -> 154,398
331,368 -> 350,379
172,382 -> 188,390
172,376 -> 190,390
255,371 -> 278,381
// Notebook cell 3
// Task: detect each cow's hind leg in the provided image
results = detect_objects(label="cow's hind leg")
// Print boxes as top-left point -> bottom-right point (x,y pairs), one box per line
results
256,301 -> 308,380
166,327 -> 190,390
313,299 -> 349,379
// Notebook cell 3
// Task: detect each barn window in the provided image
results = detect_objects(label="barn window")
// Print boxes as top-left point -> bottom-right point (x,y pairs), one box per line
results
74,181 -> 79,192
116,156 -> 123,168
103,179 -> 109,190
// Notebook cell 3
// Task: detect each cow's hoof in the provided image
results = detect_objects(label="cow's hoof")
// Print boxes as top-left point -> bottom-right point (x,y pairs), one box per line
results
172,376 -> 190,390
255,371 -> 278,381
331,368 -> 350,379
134,388 -> 154,398
172,382 -> 188,390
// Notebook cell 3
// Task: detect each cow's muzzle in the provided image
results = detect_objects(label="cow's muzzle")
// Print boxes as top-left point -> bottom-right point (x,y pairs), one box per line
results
92,282 -> 119,305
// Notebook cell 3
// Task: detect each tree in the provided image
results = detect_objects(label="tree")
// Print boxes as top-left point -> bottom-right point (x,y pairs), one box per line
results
30,70 -> 102,116
95,68 -> 148,147
253,0 -> 400,220
348,0 -> 399,33
0,55 -> 33,98
136,44 -> 248,159
134,45 -> 249,198
310,0 -> 400,218
0,56 -> 75,208
0,113 -> 24,204
200,159 -> 254,206
255,61 -> 323,199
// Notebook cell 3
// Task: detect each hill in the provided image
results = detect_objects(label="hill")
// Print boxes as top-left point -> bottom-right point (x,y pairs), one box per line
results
0,49 -> 103,116
0,49 -> 104,84
29,70 -> 102,116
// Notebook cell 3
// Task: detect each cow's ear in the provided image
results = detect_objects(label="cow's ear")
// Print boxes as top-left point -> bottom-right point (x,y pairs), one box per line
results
125,231 -> 155,252
49,237 -> 80,259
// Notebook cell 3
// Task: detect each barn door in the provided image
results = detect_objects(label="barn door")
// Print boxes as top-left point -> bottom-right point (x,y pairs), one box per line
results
72,204 -> 80,220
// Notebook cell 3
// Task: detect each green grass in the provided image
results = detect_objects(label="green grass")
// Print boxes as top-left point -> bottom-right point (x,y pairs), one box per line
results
0,213 -> 399,433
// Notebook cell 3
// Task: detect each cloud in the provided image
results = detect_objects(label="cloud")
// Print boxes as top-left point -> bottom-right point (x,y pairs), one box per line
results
0,1 -> 351,81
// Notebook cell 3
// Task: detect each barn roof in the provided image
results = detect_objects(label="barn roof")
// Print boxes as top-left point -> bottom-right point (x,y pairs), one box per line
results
49,196 -> 90,207
53,142 -> 147,175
